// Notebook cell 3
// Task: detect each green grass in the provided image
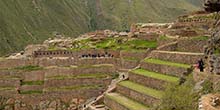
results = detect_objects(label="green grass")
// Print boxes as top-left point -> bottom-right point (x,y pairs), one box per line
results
106,93 -> 149,110
47,73 -> 109,80
13,65 -> 43,71
45,84 -> 103,91
214,48 -> 220,55
191,36 -> 209,41
0,76 -> 21,80
144,58 -> 191,68
132,69 -> 179,83
21,81 -> 44,86
119,81 -> 163,99
95,38 -> 157,51
20,90 -> 43,94
0,86 -> 14,91
159,36 -> 170,40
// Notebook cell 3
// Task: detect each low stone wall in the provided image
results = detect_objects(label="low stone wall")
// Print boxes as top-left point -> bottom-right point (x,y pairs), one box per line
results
20,85 -> 43,91
137,33 -> 159,41
121,60 -> 139,69
104,96 -> 128,110
117,85 -> 160,106
44,66 -> 116,78
0,70 -> 23,78
120,51 -> 147,60
33,58 -> 77,67
129,72 -> 167,90
150,51 -> 204,64
0,59 -> 32,69
34,49 -> 120,58
77,58 -> 117,66
0,79 -> 20,87
140,62 -> 191,77
44,78 -> 111,88
44,89 -> 103,99
157,42 -> 177,51
177,39 -> 207,53
24,71 -> 45,81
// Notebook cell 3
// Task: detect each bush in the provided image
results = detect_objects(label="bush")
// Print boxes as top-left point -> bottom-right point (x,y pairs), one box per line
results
201,79 -> 213,94
156,75 -> 198,110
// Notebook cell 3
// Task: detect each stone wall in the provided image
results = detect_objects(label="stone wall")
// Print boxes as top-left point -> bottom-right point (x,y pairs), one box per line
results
209,56 -> 220,75
137,33 -> 159,41
120,51 -> 148,60
44,78 -> 111,88
0,79 -> 20,87
116,85 -> 160,106
177,39 -> 207,53
121,60 -> 139,69
24,71 -> 45,81
44,66 -> 116,78
150,51 -> 204,64
104,96 -> 128,110
33,49 -> 120,58
129,72 -> 168,90
140,62 -> 191,77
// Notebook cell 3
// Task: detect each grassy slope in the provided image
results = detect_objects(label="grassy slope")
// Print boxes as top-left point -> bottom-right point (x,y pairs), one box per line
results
0,0 -> 200,56
0,0 -> 90,55
132,69 -> 179,83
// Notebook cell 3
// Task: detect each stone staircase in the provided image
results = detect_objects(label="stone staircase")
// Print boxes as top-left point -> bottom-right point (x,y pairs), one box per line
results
103,50 -> 203,110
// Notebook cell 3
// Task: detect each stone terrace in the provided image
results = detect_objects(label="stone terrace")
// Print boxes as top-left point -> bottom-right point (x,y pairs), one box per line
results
103,38 -> 205,110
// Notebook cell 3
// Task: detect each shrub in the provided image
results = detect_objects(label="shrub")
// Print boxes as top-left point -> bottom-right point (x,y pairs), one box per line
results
156,75 -> 198,110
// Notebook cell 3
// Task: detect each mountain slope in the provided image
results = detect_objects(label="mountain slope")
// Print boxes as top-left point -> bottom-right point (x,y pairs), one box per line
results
0,0 -> 201,55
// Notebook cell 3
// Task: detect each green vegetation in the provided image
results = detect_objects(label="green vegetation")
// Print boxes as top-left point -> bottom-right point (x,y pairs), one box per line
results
144,58 -> 191,68
191,36 -> 209,41
20,90 -> 43,94
214,48 -> 220,55
94,38 -> 157,51
45,85 -> 103,91
119,81 -> 163,99
159,36 -> 170,40
106,93 -> 149,110
132,69 -> 179,83
0,86 -> 14,91
0,0 -> 200,55
21,81 -> 44,86
13,65 -> 43,71
47,73 -> 109,80
201,79 -> 213,94
0,76 -> 21,80
157,75 -> 198,110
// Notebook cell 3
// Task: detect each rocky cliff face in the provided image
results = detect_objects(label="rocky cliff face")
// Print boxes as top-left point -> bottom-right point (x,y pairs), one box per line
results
205,19 -> 220,75
0,0 -> 201,56
204,0 -> 220,12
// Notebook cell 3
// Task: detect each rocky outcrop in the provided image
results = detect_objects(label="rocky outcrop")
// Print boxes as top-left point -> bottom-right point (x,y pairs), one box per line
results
204,0 -> 220,12
204,20 -> 220,75
0,96 -> 82,110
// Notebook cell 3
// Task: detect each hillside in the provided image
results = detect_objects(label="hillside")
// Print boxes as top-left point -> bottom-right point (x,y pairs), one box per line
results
0,0 -> 201,56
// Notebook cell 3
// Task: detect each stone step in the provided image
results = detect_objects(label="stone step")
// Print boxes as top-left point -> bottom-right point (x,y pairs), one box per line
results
117,81 -> 163,106
129,69 -> 179,90
150,50 -> 204,64
141,58 -> 192,77
104,93 -> 149,110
